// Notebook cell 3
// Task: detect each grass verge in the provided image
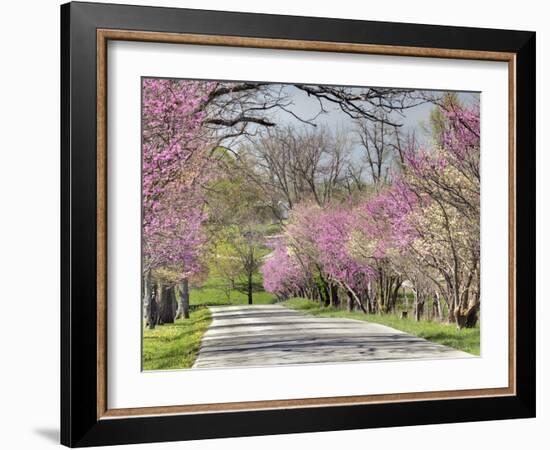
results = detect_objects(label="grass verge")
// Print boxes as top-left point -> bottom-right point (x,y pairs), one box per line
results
142,307 -> 212,370
282,297 -> 480,355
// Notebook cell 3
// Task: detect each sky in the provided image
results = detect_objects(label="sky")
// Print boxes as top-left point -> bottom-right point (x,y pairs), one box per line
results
268,84 -> 479,146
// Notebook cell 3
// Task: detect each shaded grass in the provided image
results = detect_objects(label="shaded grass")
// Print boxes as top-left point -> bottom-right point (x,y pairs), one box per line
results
283,298 -> 480,355
142,308 -> 212,370
190,274 -> 276,306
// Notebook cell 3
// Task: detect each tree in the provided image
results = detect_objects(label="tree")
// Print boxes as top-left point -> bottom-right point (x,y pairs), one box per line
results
280,202 -> 374,311
349,181 -> 417,313
141,78 -> 213,327
312,205 -> 374,312
261,238 -> 308,300
204,148 -> 273,304
232,227 -> 264,304
294,85 -> 426,125
400,104 -> 480,327
202,83 -> 426,148
355,118 -> 404,185
212,241 -> 242,293
240,126 -> 353,216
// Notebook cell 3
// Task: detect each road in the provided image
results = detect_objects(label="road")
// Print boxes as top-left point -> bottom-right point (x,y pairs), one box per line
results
192,304 -> 473,368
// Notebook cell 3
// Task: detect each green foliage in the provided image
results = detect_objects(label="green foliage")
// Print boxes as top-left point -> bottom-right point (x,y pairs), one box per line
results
283,298 -> 480,355
203,222 -> 275,304
205,152 -> 273,227
265,222 -> 284,236
142,308 -> 212,370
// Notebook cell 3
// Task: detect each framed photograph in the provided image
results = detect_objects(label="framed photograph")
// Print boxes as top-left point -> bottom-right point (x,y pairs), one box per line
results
61,1 -> 536,447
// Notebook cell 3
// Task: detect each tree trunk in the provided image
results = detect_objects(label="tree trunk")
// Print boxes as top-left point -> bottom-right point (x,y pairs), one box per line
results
247,272 -> 253,305
455,309 -> 467,329
455,303 -> 479,329
157,281 -> 164,324
378,270 -> 386,312
170,287 -> 177,319
315,286 -> 324,306
341,282 -> 368,314
445,285 -> 456,324
157,283 -> 176,324
329,284 -> 340,308
362,289 -> 372,314
390,280 -> 402,313
176,278 -> 190,320
377,268 -> 399,314
414,292 -> 424,321
413,289 -> 418,321
367,282 -> 378,313
143,271 -> 158,329
464,306 -> 479,328
143,272 -> 150,324
455,274 -> 479,328
347,291 -> 355,312
318,273 -> 330,307
432,292 -> 442,320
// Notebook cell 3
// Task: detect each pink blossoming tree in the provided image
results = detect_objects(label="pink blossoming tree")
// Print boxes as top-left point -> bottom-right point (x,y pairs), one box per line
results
142,78 -> 214,327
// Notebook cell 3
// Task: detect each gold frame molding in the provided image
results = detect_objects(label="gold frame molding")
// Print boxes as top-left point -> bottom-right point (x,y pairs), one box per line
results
96,29 -> 516,420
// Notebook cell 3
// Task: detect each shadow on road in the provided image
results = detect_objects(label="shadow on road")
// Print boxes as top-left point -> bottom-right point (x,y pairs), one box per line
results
192,305 -> 473,368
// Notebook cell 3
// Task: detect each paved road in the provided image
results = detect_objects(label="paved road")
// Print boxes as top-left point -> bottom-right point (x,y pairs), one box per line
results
192,305 -> 473,368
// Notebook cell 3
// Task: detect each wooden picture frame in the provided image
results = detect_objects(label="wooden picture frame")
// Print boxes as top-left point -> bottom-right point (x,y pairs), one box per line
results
61,1 -> 535,447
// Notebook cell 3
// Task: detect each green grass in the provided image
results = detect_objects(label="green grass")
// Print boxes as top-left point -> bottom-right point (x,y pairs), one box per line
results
282,298 -> 480,355
142,308 -> 212,370
143,270 -> 276,370
190,274 -> 276,306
